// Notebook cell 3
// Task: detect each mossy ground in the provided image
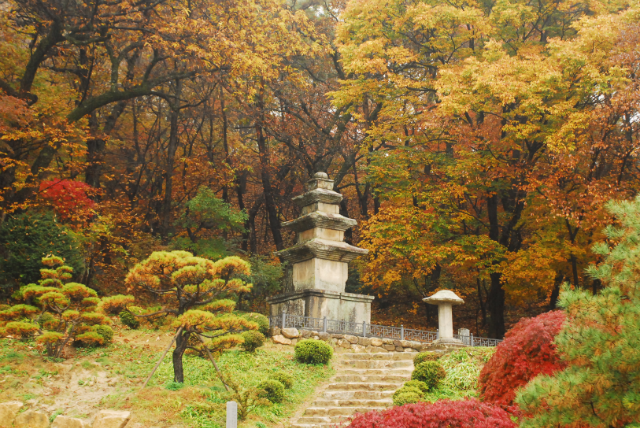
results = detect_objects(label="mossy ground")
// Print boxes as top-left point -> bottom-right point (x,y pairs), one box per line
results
0,325 -> 334,427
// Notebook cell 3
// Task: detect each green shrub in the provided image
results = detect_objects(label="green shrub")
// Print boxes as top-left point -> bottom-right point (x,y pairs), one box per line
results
241,330 -> 265,352
242,313 -> 270,336
404,380 -> 429,393
393,386 -> 423,401
119,310 -> 139,329
0,211 -> 84,297
412,361 -> 446,391
258,379 -> 285,403
393,391 -> 423,406
93,325 -> 114,344
294,339 -> 333,365
414,352 -> 439,366
270,371 -> 293,389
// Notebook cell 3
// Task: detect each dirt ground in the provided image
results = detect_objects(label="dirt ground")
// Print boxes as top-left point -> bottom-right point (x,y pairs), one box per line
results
0,328 -> 185,427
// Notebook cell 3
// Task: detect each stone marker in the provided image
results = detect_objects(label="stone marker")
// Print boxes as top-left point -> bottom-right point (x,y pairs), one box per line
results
423,290 -> 465,344
14,409 -> 49,428
92,410 -> 131,428
0,401 -> 23,428
52,415 -> 86,428
226,401 -> 238,428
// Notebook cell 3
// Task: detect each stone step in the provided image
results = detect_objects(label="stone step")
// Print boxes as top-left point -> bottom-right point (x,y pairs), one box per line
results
342,352 -> 416,360
322,390 -> 395,400
339,360 -> 413,369
304,406 -> 388,417
337,368 -> 412,376
333,374 -> 410,382
325,382 -> 402,391
294,415 -> 360,425
311,399 -> 393,407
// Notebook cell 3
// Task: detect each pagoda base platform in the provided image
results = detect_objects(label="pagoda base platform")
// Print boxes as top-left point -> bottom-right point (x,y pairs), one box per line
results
267,289 -> 374,324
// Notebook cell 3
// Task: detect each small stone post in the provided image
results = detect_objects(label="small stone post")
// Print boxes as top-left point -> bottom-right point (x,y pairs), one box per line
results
423,290 -> 465,344
226,401 -> 238,428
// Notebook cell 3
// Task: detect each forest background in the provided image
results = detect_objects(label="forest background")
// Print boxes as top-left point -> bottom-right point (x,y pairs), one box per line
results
1,0 -> 639,339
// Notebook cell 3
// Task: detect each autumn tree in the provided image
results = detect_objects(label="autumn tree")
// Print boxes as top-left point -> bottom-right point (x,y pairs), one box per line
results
125,251 -> 256,382
517,195 -> 640,427
335,0 -> 640,337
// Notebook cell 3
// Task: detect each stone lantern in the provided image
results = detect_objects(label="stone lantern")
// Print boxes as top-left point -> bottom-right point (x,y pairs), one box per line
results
266,172 -> 374,323
423,290 -> 464,343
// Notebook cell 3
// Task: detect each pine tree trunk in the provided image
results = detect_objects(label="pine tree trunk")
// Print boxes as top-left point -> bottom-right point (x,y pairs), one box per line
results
172,331 -> 189,383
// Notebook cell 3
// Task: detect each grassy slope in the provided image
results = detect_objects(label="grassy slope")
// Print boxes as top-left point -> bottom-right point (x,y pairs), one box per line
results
416,348 -> 495,402
0,328 -> 333,428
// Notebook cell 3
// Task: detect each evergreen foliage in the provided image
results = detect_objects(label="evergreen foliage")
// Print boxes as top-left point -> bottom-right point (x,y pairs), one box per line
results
294,339 -> 333,365
411,361 -> 446,391
119,310 -> 139,329
393,391 -> 422,406
172,186 -> 248,259
516,195 -> 640,427
100,295 -> 135,315
269,371 -> 293,389
257,379 -> 285,403
414,352 -> 439,366
241,313 -> 270,336
0,212 -> 84,297
125,251 -> 257,383
93,325 -> 114,344
393,385 -> 424,402
404,380 -> 429,394
479,311 -> 566,406
240,330 -> 265,352
0,256 -> 110,357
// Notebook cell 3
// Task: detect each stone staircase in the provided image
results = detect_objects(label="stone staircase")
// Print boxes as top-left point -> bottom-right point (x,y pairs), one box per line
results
291,352 -> 415,427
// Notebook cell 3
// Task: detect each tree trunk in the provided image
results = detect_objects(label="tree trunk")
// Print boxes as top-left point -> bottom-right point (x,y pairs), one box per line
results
548,272 -> 564,310
486,195 -> 505,338
255,123 -> 283,250
172,330 -> 189,383
487,272 -> 505,339
161,80 -> 182,241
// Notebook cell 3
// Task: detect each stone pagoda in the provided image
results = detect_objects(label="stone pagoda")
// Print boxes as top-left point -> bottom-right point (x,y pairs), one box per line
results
267,172 -> 374,323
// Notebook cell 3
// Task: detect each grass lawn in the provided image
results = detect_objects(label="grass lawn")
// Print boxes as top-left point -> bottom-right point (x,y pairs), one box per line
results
0,326 -> 334,427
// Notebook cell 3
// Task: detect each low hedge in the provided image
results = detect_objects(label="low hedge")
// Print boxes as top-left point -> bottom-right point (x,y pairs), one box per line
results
270,371 -> 294,389
241,330 -> 265,352
258,379 -> 285,403
294,339 -> 333,365
412,361 -> 446,391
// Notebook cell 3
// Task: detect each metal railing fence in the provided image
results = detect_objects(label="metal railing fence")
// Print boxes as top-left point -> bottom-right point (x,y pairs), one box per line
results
268,313 -> 502,347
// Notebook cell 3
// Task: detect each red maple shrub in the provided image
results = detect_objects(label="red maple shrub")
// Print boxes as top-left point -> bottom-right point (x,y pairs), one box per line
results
479,310 -> 566,406
346,399 -> 516,428
39,179 -> 96,221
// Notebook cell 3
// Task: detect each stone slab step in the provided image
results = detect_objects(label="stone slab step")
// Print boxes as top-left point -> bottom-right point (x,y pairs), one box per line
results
337,368 -> 412,376
342,352 -> 416,360
325,382 -> 403,391
304,406 -> 387,416
323,390 -> 395,400
339,360 -> 413,369
311,399 -> 393,407
294,414 -> 365,425
333,374 -> 410,382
